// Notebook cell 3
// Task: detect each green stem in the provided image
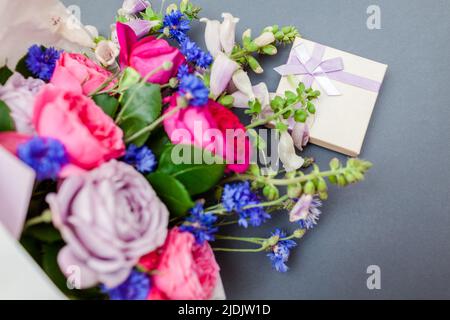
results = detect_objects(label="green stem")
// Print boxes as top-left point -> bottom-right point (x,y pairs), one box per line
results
244,195 -> 289,209
245,104 -> 295,129
223,168 -> 346,186
89,72 -> 120,97
24,210 -> 52,229
215,235 -> 265,244
124,105 -> 182,143
213,247 -> 266,253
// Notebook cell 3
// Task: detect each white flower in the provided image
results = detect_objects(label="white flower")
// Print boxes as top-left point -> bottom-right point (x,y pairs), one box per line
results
210,52 -> 240,98
200,18 -> 222,58
232,69 -> 254,101
95,40 -> 120,67
0,0 -> 95,69
278,131 -> 304,172
118,0 -> 150,16
254,32 -> 275,47
292,122 -> 310,151
219,13 -> 240,55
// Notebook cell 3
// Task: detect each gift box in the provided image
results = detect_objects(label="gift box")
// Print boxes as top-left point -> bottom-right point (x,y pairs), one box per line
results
275,38 -> 388,156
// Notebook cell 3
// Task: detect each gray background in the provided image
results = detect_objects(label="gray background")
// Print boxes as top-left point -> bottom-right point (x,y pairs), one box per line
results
63,0 -> 450,299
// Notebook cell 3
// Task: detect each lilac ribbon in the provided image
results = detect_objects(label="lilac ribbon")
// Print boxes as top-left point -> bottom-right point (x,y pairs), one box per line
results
274,42 -> 382,95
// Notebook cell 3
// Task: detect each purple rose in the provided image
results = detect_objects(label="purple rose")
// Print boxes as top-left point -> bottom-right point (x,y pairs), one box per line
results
46,160 -> 169,289
0,73 -> 44,134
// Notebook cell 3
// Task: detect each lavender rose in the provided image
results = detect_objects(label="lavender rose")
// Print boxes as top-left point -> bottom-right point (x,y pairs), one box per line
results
46,160 -> 169,289
0,73 -> 44,134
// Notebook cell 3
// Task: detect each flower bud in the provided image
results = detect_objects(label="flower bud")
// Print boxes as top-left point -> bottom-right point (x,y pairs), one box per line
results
293,229 -> 305,238
162,61 -> 174,71
263,185 -> 279,201
329,158 -> 341,170
287,184 -> 302,198
242,28 -> 252,41
119,67 -> 141,90
249,164 -> 260,176
95,40 -> 119,66
317,178 -> 328,192
166,4 -> 178,14
304,180 -> 316,195
319,191 -> 328,200
254,32 -> 276,47
218,95 -> 234,107
261,45 -> 277,55
337,175 -> 347,187
169,77 -> 179,88
246,56 -> 264,74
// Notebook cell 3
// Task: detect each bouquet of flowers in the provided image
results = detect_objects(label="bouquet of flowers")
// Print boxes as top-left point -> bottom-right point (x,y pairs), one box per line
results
0,0 -> 372,300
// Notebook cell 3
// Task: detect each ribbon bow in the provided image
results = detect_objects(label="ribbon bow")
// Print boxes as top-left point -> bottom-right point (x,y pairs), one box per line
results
274,42 -> 381,96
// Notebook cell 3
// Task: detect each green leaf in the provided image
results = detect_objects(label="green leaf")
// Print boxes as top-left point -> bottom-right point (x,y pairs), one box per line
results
119,82 -> 162,146
92,93 -> 119,118
157,145 -> 225,196
147,172 -> 194,217
23,224 -> 62,243
42,243 -> 69,294
0,100 -> 15,132
146,126 -> 172,158
0,65 -> 13,85
15,54 -> 33,79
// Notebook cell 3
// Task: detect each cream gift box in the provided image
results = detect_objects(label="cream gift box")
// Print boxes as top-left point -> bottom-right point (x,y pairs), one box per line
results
275,38 -> 387,156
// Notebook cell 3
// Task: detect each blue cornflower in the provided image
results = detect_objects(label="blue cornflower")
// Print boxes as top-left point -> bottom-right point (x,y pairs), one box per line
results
289,194 -> 322,230
222,181 -> 271,228
196,51 -> 213,69
25,45 -> 61,81
101,270 -> 150,300
177,63 -> 191,79
180,203 -> 218,244
161,10 -> 190,42
178,74 -> 209,107
267,229 -> 297,273
123,144 -> 157,174
180,38 -> 213,69
17,137 -> 68,181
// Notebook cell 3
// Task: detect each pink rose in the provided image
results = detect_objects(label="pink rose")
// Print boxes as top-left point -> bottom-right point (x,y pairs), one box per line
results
32,85 -> 125,173
50,52 -> 115,96
163,95 -> 251,173
117,22 -> 185,85
148,228 -> 220,300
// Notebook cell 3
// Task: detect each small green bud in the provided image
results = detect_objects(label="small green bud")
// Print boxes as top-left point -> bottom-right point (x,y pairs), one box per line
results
288,184 -> 302,198
337,175 -> 347,187
282,26 -> 292,34
329,158 -> 341,170
344,172 -> 355,183
352,170 -> 364,181
169,77 -> 179,88
294,109 -> 308,123
263,185 -> 279,201
274,31 -> 284,40
180,0 -> 188,12
328,175 -> 337,184
285,171 -> 296,179
166,4 -> 178,14
293,229 -> 305,238
244,41 -> 259,52
249,164 -> 260,176
317,178 -> 328,192
261,45 -> 277,55
307,102 -> 316,114
162,61 -> 174,71
304,180 -> 316,194
319,191 -> 328,200
246,55 -> 264,74
218,95 -> 235,107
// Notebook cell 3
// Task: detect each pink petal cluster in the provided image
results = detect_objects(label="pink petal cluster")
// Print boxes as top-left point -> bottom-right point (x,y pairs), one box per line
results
117,22 -> 185,85
33,85 -> 125,174
163,95 -> 251,173
51,52 -> 115,96
141,228 -> 220,300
